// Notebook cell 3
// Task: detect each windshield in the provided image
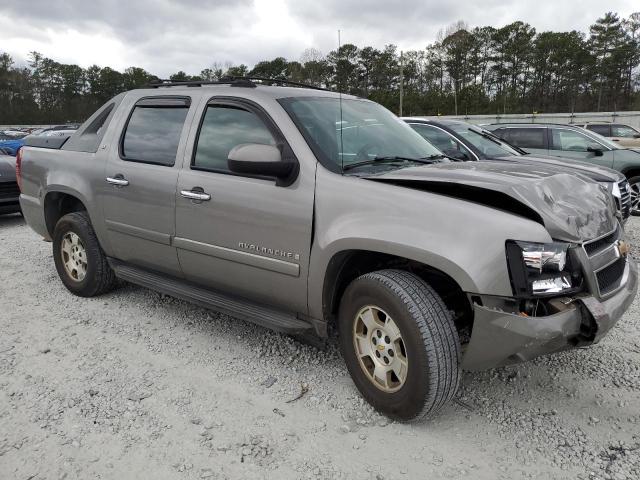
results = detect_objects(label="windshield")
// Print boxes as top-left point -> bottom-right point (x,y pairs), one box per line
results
449,124 -> 521,157
280,97 -> 442,171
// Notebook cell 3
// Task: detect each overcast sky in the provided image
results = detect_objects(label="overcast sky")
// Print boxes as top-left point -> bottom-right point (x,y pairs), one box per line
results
0,0 -> 638,77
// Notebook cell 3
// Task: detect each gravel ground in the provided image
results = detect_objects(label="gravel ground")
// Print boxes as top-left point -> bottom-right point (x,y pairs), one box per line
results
1,214 -> 639,480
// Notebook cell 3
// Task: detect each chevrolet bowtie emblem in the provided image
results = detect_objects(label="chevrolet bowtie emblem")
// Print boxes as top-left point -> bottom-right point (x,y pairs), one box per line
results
377,344 -> 385,351
617,240 -> 631,257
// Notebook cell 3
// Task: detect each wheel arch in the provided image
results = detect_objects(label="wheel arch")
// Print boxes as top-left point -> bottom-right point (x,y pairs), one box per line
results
43,190 -> 89,237
621,167 -> 640,180
321,249 -> 474,337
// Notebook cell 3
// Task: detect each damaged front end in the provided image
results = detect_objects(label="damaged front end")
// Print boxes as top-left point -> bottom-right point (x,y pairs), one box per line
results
462,227 -> 638,371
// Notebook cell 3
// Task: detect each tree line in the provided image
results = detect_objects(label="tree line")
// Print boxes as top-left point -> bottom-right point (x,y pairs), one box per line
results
1,11 -> 639,124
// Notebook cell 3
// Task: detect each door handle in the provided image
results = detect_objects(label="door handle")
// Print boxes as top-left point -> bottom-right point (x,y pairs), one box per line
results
106,175 -> 129,186
180,189 -> 211,201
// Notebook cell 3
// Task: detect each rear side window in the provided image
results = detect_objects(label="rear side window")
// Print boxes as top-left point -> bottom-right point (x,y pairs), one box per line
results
121,97 -> 190,166
586,124 -> 611,137
501,128 -> 546,149
192,105 -> 276,172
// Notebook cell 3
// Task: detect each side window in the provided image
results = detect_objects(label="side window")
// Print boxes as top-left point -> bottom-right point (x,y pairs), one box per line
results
550,129 -> 593,152
411,124 -> 456,151
121,98 -> 190,166
612,125 -> 639,138
491,128 -> 508,140
193,105 -> 276,172
586,124 -> 611,137
502,128 -> 546,149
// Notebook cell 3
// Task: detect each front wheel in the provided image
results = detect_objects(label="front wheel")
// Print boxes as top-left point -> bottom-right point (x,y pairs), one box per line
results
628,176 -> 640,217
338,269 -> 461,422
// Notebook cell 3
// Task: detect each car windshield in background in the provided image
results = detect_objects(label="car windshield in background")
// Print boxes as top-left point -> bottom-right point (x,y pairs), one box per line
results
280,97 -> 442,171
449,124 -> 521,157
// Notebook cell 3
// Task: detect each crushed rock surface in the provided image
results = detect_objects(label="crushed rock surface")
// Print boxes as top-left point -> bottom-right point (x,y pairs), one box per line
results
1,214 -> 639,479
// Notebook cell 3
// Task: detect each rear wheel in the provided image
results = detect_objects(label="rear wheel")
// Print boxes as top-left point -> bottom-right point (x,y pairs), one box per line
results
338,269 -> 461,421
628,176 -> 640,216
52,211 -> 116,297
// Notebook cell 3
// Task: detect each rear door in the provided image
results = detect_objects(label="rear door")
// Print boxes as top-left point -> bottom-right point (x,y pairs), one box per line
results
174,97 -> 315,313
548,126 -> 614,168
101,96 -> 194,276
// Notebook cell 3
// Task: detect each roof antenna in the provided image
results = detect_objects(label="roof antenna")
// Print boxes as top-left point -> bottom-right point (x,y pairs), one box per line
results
338,29 -> 344,174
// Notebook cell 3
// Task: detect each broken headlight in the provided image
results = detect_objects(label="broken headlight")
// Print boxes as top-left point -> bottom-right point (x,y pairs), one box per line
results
505,241 -> 582,297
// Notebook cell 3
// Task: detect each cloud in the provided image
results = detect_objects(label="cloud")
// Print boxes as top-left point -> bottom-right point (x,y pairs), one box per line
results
0,0 -> 637,76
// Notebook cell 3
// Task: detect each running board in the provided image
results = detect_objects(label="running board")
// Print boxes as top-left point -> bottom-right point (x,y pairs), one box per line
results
109,259 -> 312,335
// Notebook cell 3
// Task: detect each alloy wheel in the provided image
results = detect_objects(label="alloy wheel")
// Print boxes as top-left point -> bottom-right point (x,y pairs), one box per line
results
61,232 -> 87,281
630,180 -> 640,215
352,305 -> 408,393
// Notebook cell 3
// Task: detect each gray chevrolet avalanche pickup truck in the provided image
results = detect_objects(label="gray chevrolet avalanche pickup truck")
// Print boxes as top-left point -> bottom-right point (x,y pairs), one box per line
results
18,79 -> 638,421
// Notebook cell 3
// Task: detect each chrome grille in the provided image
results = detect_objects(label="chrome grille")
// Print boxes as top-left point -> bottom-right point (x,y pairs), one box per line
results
618,180 -> 631,220
596,257 -> 626,296
582,225 -> 628,298
583,226 -> 619,257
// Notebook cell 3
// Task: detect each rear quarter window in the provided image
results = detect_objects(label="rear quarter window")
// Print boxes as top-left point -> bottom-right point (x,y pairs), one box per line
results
586,124 -> 611,137
63,93 -> 125,153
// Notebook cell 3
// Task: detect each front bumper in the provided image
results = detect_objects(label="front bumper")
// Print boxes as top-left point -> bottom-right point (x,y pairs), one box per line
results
461,257 -> 638,371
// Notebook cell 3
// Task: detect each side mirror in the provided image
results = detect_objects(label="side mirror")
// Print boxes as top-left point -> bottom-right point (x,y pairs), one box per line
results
442,148 -> 469,161
633,134 -> 640,139
586,144 -> 604,157
228,143 -> 298,186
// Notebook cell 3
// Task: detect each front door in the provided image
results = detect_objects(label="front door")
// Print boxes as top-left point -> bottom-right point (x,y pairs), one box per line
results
548,127 -> 615,169
174,97 -> 315,313
102,96 -> 193,276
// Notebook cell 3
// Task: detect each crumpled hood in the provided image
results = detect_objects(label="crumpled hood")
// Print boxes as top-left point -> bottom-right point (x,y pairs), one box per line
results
500,154 -> 622,182
366,161 -> 617,243
0,154 -> 16,182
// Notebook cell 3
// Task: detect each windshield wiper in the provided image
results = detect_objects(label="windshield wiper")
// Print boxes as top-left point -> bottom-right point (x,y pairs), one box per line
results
343,155 -> 442,171
469,128 -> 503,146
469,128 -> 529,155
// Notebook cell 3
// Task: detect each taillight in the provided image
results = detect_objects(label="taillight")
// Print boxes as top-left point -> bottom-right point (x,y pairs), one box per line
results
15,147 -> 23,191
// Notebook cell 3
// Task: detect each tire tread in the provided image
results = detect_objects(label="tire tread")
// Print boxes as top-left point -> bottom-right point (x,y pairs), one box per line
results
353,269 -> 461,421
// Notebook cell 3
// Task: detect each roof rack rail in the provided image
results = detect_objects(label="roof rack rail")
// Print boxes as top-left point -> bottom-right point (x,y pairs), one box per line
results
144,76 -> 330,91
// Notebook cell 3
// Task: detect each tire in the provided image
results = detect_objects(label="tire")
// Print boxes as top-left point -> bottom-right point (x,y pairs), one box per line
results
52,211 -> 116,297
338,269 -> 461,422
628,176 -> 640,217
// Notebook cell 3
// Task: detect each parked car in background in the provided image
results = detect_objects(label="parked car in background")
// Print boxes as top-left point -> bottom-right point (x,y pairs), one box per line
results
40,129 -> 78,137
39,125 -> 79,136
18,79 -> 637,421
0,136 -> 25,156
485,123 -> 640,216
403,118 -> 634,221
0,129 -> 28,138
582,122 -> 640,148
0,149 -> 20,215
